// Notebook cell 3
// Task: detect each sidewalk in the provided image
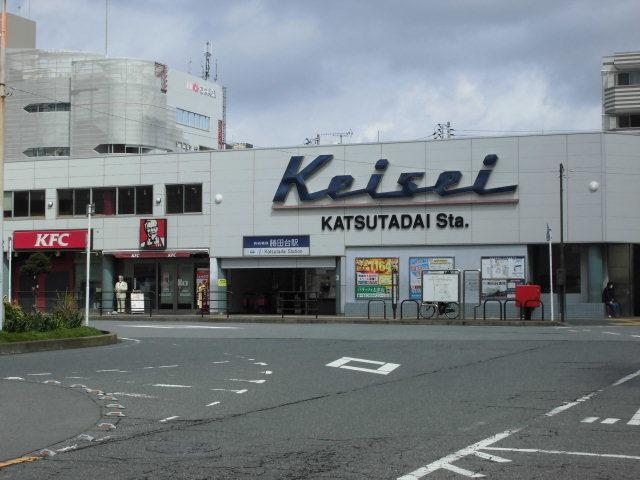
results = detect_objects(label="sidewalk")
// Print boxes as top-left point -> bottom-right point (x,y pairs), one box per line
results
0,379 -> 100,462
91,312 -> 562,327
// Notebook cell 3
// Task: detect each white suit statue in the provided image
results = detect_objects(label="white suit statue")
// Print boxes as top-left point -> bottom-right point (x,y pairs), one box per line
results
115,275 -> 128,313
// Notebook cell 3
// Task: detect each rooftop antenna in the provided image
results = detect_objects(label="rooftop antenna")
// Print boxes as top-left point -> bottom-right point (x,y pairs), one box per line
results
104,0 -> 109,57
214,58 -> 218,82
202,41 -> 212,80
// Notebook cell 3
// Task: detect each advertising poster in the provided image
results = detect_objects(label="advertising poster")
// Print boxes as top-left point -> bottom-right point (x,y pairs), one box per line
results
421,271 -> 459,303
355,257 -> 399,299
139,218 -> 167,250
481,278 -> 525,300
409,257 -> 455,300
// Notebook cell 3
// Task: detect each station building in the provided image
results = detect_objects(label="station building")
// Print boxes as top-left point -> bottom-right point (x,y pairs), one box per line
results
3,132 -> 640,319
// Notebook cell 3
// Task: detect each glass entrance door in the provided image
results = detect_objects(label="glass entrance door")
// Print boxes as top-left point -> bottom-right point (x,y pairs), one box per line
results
159,263 -> 176,309
177,263 -> 194,309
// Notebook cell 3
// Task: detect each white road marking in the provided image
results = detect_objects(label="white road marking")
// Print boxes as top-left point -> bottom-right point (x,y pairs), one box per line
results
326,356 -> 401,375
110,392 -> 156,398
612,368 -> 640,386
120,337 -> 141,343
106,411 -> 125,417
3,377 -> 24,380
627,407 -> 640,426
96,369 -> 129,373
545,392 -> 598,416
472,451 -> 511,463
582,329 -> 592,332
70,384 -> 87,388
483,447 -> 640,461
152,384 -> 191,388
77,434 -> 94,442
397,429 -> 519,479
206,401 -> 221,406
601,418 -> 619,424
143,367 -> 155,369
158,365 -> 179,368
212,361 -> 230,364
632,335 -> 640,339
254,362 -> 268,366
603,331 -> 621,336
42,380 -> 61,384
581,417 -> 599,423
56,445 -> 78,453
65,376 -> 88,379
106,403 -> 125,409
261,371 -> 273,375
122,325 -> 241,329
568,329 -> 578,332
159,416 -> 179,423
27,373 -> 52,376
211,388 -> 247,394
226,378 -> 266,384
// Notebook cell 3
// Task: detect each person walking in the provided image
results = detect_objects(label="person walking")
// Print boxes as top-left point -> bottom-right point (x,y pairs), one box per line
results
602,282 -> 622,318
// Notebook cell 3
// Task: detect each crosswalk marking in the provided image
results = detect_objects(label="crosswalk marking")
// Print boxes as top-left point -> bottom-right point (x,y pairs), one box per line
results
628,407 -> 640,426
601,418 -> 619,424
581,417 -> 599,423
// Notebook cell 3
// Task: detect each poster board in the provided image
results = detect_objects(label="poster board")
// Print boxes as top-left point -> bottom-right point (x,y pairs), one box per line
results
355,257 -> 399,299
421,271 -> 459,303
409,257 -> 455,300
130,291 -> 145,314
481,256 -> 526,300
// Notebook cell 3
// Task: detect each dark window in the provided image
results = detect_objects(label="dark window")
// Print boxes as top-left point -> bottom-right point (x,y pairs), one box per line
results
184,184 -> 202,213
618,73 -> 630,85
94,188 -> 116,215
136,185 -> 153,214
58,189 -> 73,215
29,190 -> 45,217
166,185 -> 183,214
118,187 -> 135,214
631,115 -> 640,128
529,244 -> 581,294
24,102 -> 70,113
13,191 -> 29,217
619,115 -> 630,128
23,146 -> 69,157
74,189 -> 90,216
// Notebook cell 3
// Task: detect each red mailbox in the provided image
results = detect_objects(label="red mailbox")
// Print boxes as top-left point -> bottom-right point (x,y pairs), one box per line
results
515,285 -> 541,308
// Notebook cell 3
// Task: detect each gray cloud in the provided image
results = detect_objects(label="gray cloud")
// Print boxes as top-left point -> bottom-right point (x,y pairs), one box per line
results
15,0 -> 640,146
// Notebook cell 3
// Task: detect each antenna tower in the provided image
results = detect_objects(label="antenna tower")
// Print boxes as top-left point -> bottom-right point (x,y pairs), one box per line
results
202,41 -> 212,80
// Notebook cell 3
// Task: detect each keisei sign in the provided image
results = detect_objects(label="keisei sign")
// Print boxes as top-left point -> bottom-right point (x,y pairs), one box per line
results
243,235 -> 310,256
12,230 -> 88,250
272,154 -> 517,208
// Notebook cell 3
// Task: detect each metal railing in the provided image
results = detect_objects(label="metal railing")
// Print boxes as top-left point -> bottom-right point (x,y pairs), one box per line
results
502,298 -> 545,321
483,299 -> 503,321
204,290 -> 233,318
399,299 -> 420,320
367,299 -> 387,319
276,291 -> 320,318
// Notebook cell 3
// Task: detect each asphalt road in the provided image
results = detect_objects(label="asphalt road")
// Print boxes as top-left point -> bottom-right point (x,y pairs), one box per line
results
1,321 -> 639,479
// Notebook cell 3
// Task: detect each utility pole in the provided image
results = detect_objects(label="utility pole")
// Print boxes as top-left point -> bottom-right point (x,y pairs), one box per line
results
104,0 -> 109,57
0,0 -> 7,330
547,223 -> 554,322
559,164 -> 566,322
84,203 -> 94,326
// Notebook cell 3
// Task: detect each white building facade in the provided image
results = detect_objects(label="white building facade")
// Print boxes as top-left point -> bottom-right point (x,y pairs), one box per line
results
3,133 -> 639,319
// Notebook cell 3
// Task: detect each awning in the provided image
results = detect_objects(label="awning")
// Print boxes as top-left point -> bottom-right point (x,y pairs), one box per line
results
106,250 -> 209,259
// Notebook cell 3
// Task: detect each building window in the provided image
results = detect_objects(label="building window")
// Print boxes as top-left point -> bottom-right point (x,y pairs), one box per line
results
529,244 -> 581,294
58,186 -> 154,216
93,144 -> 166,155
24,102 -> 70,113
166,184 -> 202,213
617,114 -> 640,129
23,147 -> 70,157
175,108 -> 210,131
3,190 -> 45,218
617,71 -> 640,86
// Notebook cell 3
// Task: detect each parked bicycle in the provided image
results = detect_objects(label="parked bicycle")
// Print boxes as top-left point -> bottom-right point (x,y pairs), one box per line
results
419,301 -> 459,319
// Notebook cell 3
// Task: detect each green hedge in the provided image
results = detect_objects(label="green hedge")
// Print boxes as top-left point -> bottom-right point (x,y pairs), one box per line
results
3,292 -> 84,333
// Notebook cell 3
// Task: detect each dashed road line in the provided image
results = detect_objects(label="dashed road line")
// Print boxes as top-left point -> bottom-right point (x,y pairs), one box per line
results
581,417 -> 599,423
483,447 -> 640,461
211,388 -> 247,394
26,373 -> 52,376
110,392 -> 156,398
3,377 -> 24,380
159,416 -> 180,423
152,384 -> 191,388
226,378 -> 266,384
628,407 -> 640,426
601,418 -> 619,424
158,365 -> 179,368
212,361 -> 230,364
612,368 -> 640,386
206,401 -> 221,406
545,391 -> 600,417
603,331 -> 621,336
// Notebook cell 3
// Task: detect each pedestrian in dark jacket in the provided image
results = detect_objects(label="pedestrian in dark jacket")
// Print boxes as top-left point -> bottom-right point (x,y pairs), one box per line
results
602,282 -> 621,318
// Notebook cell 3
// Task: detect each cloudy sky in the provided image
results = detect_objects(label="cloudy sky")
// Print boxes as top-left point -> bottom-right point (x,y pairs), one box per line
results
11,0 -> 640,147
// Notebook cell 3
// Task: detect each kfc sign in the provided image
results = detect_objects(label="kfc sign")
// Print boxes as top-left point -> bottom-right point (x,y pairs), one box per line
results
140,218 -> 167,250
13,230 -> 88,250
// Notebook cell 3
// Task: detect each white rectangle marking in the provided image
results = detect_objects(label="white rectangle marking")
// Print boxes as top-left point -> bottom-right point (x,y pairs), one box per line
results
601,418 -> 619,424
206,401 -> 221,407
327,356 -> 400,375
581,417 -> 599,423
152,384 -> 191,388
483,447 -> 640,461
545,393 -> 596,416
627,407 -> 640,426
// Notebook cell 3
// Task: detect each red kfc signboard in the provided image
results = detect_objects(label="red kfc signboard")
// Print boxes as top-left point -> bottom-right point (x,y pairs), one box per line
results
139,219 -> 167,250
13,230 -> 88,250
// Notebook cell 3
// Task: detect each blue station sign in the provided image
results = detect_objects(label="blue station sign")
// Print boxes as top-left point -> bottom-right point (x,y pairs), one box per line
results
243,235 -> 310,256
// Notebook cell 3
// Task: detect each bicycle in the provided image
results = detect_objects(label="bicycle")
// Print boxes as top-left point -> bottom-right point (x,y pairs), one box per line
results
419,301 -> 460,319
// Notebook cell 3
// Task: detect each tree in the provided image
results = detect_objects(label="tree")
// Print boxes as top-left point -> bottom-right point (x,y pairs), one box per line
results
20,252 -> 52,291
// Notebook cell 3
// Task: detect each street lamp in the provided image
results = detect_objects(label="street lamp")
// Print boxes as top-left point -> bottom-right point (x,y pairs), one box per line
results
84,203 -> 95,326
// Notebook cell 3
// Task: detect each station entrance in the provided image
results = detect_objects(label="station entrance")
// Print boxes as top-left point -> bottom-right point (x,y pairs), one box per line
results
225,267 -> 336,315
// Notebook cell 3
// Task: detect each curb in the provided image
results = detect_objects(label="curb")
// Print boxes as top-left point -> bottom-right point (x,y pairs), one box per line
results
92,315 -> 561,327
0,331 -> 118,355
